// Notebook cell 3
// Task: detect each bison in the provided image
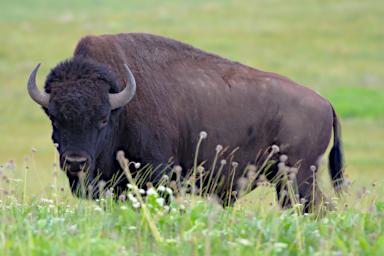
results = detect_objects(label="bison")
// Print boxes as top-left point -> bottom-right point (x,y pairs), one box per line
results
27,33 -> 344,211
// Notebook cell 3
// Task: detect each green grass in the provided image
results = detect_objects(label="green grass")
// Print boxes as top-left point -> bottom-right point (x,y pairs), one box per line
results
1,196 -> 383,255
0,0 -> 384,255
1,162 -> 384,255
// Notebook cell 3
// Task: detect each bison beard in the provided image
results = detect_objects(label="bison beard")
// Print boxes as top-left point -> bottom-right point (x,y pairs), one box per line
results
27,33 -> 344,212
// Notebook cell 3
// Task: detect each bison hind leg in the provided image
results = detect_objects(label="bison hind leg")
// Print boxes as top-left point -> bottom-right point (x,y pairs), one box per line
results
273,162 -> 332,213
295,163 -> 333,213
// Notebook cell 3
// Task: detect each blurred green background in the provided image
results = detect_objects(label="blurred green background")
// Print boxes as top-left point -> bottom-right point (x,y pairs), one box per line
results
0,0 -> 383,195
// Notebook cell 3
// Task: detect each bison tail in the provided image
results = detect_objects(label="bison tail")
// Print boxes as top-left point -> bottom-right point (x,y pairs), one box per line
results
328,105 -> 345,193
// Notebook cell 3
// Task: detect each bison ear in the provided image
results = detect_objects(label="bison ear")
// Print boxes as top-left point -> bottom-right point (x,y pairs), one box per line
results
27,64 -> 50,107
109,64 -> 136,110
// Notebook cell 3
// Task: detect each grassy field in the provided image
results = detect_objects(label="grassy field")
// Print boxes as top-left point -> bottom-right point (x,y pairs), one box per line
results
0,0 -> 383,255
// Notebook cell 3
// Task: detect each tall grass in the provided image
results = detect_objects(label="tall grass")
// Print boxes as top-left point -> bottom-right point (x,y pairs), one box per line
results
1,138 -> 383,255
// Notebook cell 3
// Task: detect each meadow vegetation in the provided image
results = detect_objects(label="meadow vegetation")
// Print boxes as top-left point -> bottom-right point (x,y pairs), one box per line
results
0,0 -> 383,255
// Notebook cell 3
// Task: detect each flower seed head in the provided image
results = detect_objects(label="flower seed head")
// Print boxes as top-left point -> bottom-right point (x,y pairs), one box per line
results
199,131 -> 208,139
116,150 -> 125,161
237,177 -> 248,191
258,174 -> 267,183
279,154 -> 288,163
288,173 -> 296,181
216,144 -> 223,152
5,160 -> 16,170
289,167 -> 299,175
174,165 -> 182,174
98,180 -> 106,189
271,145 -> 280,153
105,189 -> 114,198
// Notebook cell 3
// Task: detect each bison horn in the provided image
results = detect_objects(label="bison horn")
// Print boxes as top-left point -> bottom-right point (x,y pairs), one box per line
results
27,64 -> 50,108
109,64 -> 137,110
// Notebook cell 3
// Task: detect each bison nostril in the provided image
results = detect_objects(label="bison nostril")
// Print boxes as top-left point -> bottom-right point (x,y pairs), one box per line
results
64,154 -> 89,173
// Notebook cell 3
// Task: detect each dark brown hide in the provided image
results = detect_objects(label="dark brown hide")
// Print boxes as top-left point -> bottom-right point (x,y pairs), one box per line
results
42,33 -> 344,211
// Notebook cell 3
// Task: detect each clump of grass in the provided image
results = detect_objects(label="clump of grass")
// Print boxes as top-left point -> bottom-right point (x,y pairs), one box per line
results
0,136 -> 383,255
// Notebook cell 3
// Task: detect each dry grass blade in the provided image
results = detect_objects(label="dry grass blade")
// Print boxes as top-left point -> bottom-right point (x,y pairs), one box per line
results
116,150 -> 163,243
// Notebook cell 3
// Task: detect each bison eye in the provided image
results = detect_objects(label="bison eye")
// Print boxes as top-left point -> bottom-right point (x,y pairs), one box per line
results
98,118 -> 109,129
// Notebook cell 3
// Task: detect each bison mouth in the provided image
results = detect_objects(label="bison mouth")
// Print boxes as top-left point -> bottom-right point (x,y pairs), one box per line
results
67,173 -> 101,199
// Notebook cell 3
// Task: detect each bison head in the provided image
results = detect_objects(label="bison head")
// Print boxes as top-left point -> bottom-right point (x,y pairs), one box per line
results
27,58 -> 136,197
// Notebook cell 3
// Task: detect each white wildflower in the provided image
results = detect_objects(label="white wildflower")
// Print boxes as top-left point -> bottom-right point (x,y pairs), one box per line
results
128,193 -> 137,203
146,187 -> 158,196
94,206 -> 103,212
40,198 -> 54,204
156,198 -> 165,207
237,238 -> 252,246
165,187 -> 173,195
274,242 -> 288,249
